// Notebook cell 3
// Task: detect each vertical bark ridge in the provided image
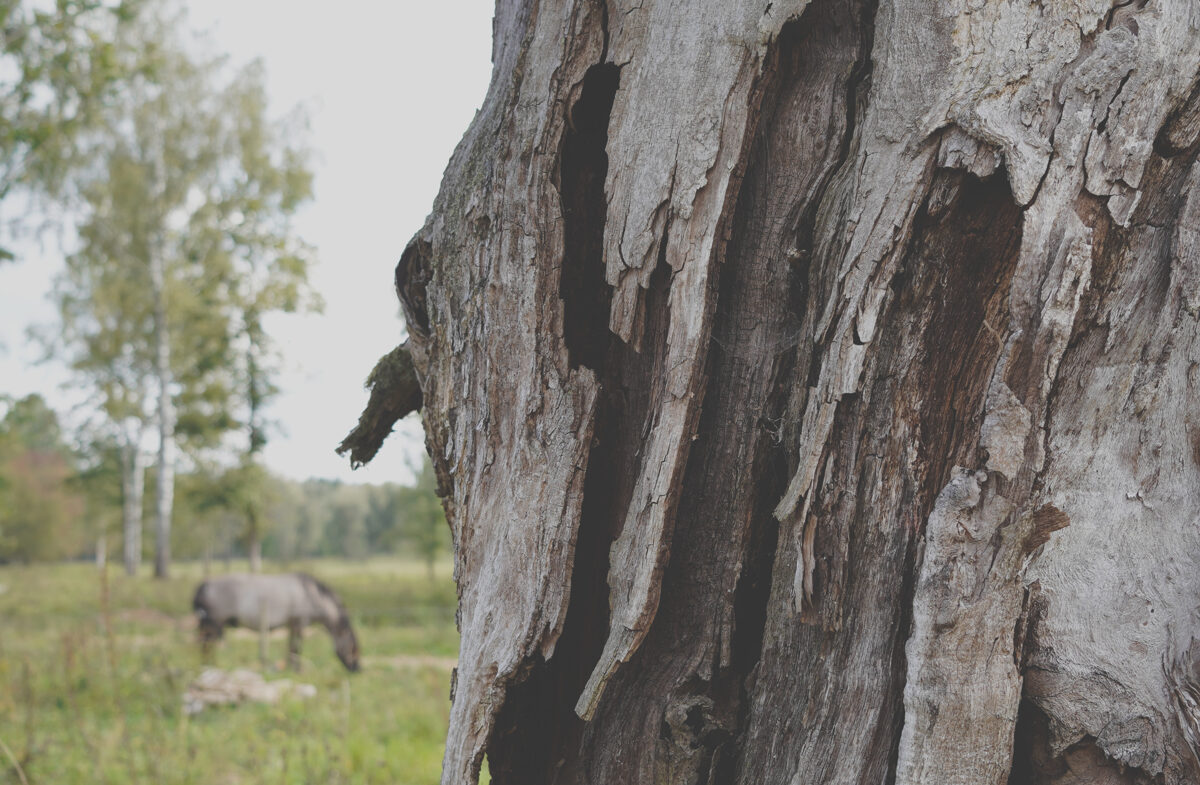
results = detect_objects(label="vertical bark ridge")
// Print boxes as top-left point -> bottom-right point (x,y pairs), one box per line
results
571,3 -> 873,779
571,0 -> 828,721
405,2 -> 618,782
736,167 -> 1023,785
487,57 -> 625,783
573,216 -> 680,720
486,140 -> 671,784
1013,131 -> 1200,785
488,247 -> 674,781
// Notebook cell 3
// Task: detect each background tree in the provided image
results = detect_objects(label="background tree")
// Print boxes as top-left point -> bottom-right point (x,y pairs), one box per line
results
46,2 -> 315,578
71,432 -> 125,567
216,459 -> 271,571
0,394 -> 84,562
348,2 -> 1200,783
220,61 -> 319,571
0,396 -> 445,566
0,0 -> 146,259
396,457 -> 447,582
171,462 -> 231,571
52,141 -> 156,574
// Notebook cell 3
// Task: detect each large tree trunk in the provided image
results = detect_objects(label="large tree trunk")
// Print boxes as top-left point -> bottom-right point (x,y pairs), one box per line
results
365,2 -> 1200,783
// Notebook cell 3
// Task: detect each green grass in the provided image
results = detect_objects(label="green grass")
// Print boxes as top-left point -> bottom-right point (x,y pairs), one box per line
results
0,558 -> 461,784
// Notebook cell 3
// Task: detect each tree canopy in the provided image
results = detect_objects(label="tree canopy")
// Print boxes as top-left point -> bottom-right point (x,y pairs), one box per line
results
0,0 -> 150,257
35,0 -> 319,576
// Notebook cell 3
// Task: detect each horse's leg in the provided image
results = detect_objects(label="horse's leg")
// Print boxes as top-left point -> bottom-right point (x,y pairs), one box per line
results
198,621 -> 219,664
258,607 -> 269,669
287,622 -> 303,672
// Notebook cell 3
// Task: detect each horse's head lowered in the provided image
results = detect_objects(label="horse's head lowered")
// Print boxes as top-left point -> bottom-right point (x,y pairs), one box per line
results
305,575 -> 360,672
331,616 -> 360,672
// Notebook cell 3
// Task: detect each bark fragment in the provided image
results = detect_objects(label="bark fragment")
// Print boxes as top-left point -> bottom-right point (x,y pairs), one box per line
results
336,342 -> 423,469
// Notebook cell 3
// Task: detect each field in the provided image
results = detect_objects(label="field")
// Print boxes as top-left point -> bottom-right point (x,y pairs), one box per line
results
0,558 -> 463,784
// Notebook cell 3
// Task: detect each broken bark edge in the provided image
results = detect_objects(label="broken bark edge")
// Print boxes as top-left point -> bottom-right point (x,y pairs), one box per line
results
336,342 -> 423,469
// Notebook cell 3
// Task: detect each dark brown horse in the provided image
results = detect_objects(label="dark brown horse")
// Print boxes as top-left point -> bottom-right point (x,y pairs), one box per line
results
193,573 -> 360,671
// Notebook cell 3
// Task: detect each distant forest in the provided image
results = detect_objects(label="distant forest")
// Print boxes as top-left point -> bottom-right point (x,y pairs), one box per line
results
0,393 -> 448,568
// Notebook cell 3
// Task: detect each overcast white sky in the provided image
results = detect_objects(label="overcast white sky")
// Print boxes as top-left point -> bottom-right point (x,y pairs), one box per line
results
0,2 -> 495,485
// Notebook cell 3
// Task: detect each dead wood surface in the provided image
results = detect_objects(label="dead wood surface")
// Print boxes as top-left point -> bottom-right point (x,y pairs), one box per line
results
361,1 -> 1200,782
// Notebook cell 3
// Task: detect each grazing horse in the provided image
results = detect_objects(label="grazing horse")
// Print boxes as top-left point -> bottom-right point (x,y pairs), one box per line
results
192,573 -> 360,672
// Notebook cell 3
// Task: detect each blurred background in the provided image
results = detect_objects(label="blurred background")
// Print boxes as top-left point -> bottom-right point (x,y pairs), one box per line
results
0,1 -> 492,782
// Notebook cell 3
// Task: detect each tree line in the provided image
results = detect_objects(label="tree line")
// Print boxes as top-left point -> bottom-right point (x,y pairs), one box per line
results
0,0 -> 434,576
0,392 -> 448,572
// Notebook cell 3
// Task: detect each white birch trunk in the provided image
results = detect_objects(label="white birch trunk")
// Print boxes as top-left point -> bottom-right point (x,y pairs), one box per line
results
121,431 -> 146,577
150,248 -> 175,579
355,1 -> 1200,783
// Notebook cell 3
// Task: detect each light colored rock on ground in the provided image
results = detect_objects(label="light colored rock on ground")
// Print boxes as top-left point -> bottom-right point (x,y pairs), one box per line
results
182,667 -> 316,715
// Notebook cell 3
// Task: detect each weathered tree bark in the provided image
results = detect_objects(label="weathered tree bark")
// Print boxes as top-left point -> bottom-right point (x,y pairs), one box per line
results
359,1 -> 1200,782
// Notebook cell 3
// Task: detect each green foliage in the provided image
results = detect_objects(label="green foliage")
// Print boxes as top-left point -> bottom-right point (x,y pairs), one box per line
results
48,3 -> 318,455
0,392 -> 68,454
0,448 -> 84,562
0,2 -> 424,573
0,558 -> 459,784
253,461 -> 450,568
0,393 -> 449,567
71,435 -> 124,543
0,0 -> 149,250
396,458 -> 450,578
30,0 -> 321,572
0,395 -> 85,562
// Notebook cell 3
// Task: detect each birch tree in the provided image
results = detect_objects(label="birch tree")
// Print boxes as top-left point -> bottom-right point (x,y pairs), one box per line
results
217,60 -> 318,573
51,5 -> 315,579
347,1 -> 1200,783
53,160 -> 156,575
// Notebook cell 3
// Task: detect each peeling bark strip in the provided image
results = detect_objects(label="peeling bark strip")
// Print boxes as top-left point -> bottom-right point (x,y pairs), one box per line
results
350,0 -> 1200,782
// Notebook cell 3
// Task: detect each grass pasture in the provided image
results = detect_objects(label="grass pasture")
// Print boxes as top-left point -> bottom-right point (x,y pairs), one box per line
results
0,558 -> 460,784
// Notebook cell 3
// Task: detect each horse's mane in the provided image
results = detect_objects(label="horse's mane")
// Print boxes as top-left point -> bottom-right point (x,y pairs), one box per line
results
296,573 -> 349,620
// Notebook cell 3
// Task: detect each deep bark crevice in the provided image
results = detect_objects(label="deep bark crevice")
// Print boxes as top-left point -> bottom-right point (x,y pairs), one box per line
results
737,166 -> 1023,783
883,167 -> 1024,763
559,63 -> 620,373
1154,75 -> 1200,158
717,11 -> 814,685
486,226 -> 675,785
1009,699 -> 1165,785
564,4 -> 875,780
396,238 -> 433,338
907,169 -> 1024,512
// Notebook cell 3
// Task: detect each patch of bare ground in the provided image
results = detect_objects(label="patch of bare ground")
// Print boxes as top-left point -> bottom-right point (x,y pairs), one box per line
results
361,654 -> 457,670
